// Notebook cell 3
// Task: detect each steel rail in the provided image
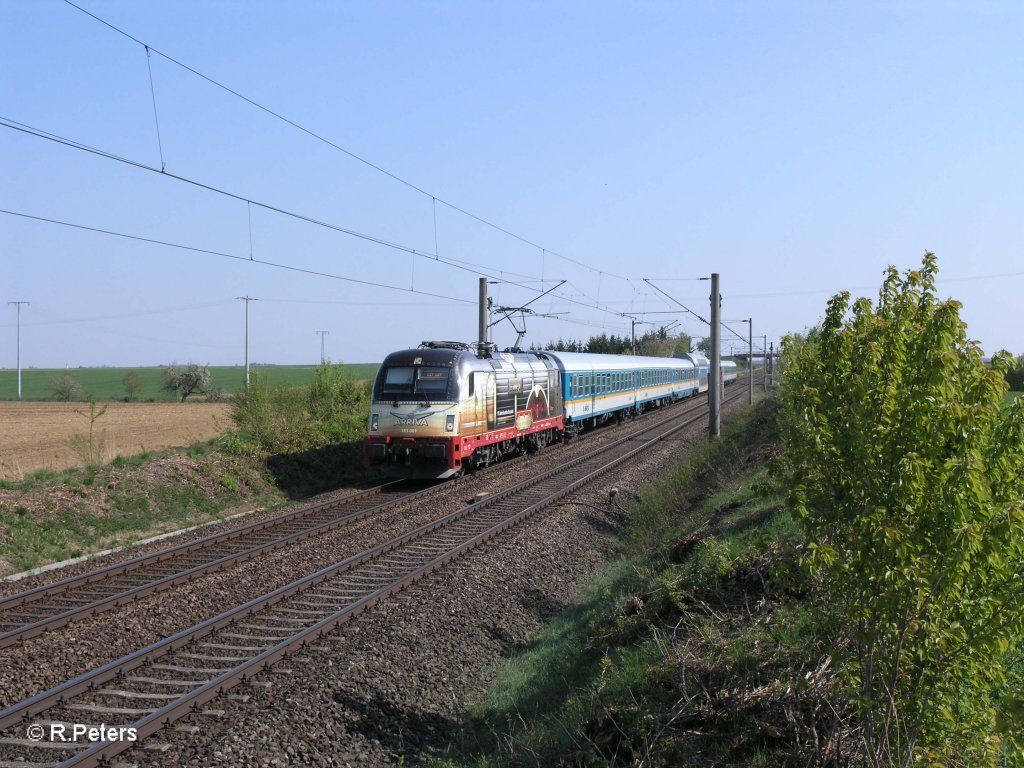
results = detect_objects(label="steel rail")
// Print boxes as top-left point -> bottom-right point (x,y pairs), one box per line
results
0,482 -> 402,610
0,383 -> 754,768
0,482 -> 425,649
0,381 -> 728,649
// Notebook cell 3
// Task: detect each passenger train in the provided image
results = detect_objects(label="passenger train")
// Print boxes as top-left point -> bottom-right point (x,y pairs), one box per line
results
364,341 -> 737,479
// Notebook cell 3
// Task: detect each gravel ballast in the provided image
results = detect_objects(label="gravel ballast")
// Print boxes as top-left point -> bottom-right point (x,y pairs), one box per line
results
115,394 -> 751,767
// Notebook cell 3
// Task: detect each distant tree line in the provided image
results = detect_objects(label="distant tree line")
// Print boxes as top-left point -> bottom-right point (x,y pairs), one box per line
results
532,329 -> 691,357
46,363 -> 218,402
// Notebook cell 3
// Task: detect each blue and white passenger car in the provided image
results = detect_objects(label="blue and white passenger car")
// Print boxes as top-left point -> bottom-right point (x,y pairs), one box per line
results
543,351 -> 700,431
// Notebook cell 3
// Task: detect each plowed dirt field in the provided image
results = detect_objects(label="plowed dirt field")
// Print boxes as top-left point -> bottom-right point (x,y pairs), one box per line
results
0,402 -> 232,478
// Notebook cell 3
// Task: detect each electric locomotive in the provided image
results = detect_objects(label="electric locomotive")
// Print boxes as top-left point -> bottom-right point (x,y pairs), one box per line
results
364,341 -> 563,479
365,341 -> 714,479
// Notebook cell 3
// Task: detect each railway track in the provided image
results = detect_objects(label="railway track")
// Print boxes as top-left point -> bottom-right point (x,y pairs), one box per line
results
0,384 -> 751,768
0,381 -> 735,651
0,482 -> 426,650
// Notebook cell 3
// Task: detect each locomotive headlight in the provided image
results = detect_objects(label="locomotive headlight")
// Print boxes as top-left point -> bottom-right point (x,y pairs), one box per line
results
370,413 -> 379,432
445,415 -> 455,432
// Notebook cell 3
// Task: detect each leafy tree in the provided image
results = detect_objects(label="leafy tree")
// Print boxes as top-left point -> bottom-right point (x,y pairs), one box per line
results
122,371 -> 142,401
49,373 -> 83,401
636,330 -> 691,357
695,336 -> 712,355
1006,354 -> 1024,392
161,363 -> 211,402
780,253 -> 1024,765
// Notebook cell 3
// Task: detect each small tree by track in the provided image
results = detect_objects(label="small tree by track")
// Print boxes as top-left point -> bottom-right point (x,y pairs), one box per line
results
161,363 -> 211,402
780,253 -> 1024,766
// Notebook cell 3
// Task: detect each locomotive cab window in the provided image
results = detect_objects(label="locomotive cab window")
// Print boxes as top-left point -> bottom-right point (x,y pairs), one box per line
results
415,367 -> 450,396
381,366 -> 414,396
379,365 -> 450,399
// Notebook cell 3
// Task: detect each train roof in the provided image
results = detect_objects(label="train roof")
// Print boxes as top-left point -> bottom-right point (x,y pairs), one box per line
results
379,346 -> 546,368
675,352 -> 709,367
540,350 -> 695,372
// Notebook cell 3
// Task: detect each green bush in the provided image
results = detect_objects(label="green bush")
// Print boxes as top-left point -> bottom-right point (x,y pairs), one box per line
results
230,362 -> 369,453
780,253 -> 1024,765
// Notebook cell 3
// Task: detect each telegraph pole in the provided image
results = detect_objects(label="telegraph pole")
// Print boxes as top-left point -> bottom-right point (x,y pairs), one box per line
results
315,330 -> 329,363
8,301 -> 29,400
709,273 -> 721,439
237,296 -> 256,388
631,319 -> 637,355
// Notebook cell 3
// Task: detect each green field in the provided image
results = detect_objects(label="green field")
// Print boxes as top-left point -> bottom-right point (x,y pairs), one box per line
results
0,363 -> 379,402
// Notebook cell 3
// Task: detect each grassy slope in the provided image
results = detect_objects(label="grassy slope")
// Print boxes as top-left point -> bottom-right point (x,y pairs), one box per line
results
0,363 -> 379,401
443,398 -> 840,767
0,365 -> 375,575
0,439 -> 291,576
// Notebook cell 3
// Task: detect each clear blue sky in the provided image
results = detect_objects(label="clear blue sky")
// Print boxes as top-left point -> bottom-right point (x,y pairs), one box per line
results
2,0 -> 1021,368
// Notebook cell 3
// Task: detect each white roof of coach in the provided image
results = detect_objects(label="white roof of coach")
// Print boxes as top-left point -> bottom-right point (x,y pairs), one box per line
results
676,352 -> 709,367
541,351 -> 695,373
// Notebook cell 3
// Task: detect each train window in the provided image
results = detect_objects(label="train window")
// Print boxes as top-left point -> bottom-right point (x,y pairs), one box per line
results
382,366 -> 414,395
415,367 -> 450,396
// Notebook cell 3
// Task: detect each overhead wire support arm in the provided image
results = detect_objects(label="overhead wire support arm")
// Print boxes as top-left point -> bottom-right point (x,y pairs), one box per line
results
486,279 -> 566,330
642,278 -> 710,325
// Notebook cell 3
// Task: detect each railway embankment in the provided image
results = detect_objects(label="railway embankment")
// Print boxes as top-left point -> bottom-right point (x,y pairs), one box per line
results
0,365 -> 372,578
444,395 -> 846,767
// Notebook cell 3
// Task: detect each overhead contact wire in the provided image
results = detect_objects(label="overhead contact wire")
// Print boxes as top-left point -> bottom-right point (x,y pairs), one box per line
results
0,208 -> 474,305
61,0 -> 630,282
0,117 -> 600,308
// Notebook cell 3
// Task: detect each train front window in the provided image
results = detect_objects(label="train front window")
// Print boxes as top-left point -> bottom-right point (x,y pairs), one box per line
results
380,365 -> 451,399
382,366 -> 415,396
415,367 -> 450,396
